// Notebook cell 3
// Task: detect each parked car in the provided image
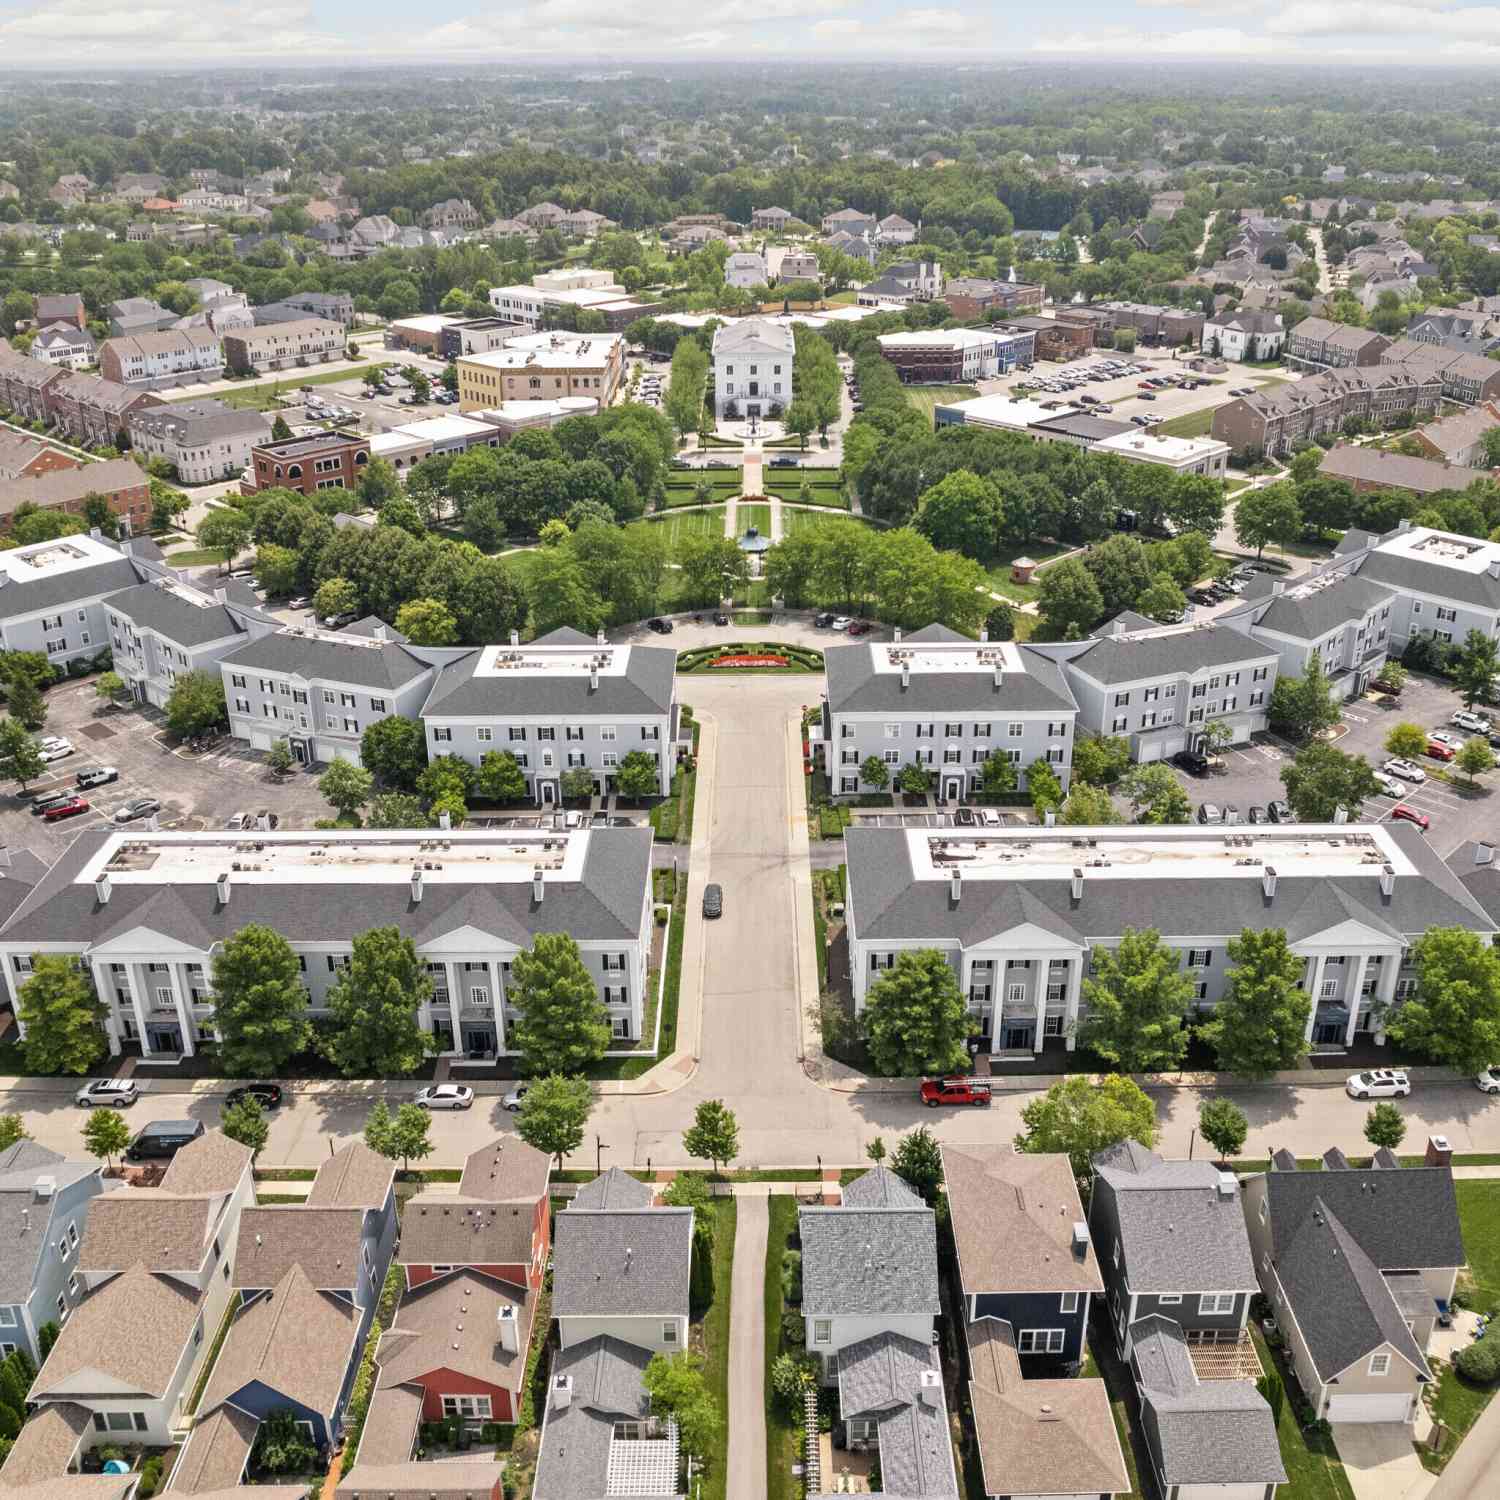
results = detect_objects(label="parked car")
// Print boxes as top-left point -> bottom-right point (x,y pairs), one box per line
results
1247,805 -> 1267,823
1196,803 -> 1223,824
414,1084 -> 474,1111
703,882 -> 724,919
29,791 -> 72,816
75,1079 -> 139,1109
75,766 -> 118,789
1174,750 -> 1214,775
645,617 -> 673,634
37,738 -> 74,763
44,797 -> 89,821
920,1077 -> 992,1108
1372,771 -> 1406,798
502,1084 -> 529,1113
815,612 -> 836,627
953,808 -> 976,826
1452,711 -> 1491,733
1475,1066 -> 1500,1094
224,1084 -> 284,1111
1383,758 -> 1426,784
1345,1069 -> 1410,1100
1266,799 -> 1292,823
848,620 -> 873,636
126,1119 -> 205,1161
1391,803 -> 1430,832
1425,740 -> 1456,762
1430,730 -> 1463,747
713,612 -> 730,626
830,616 -> 852,631
114,797 -> 160,822
1138,392 -> 1156,401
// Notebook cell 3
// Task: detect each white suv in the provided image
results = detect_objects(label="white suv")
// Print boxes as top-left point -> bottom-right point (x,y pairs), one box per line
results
75,1079 -> 139,1108
1345,1069 -> 1411,1099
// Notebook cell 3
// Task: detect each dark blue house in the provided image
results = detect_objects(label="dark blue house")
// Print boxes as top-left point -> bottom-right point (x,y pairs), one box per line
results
943,1145 -> 1101,1371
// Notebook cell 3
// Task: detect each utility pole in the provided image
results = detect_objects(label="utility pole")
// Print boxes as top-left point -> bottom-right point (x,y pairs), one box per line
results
596,1134 -> 608,1175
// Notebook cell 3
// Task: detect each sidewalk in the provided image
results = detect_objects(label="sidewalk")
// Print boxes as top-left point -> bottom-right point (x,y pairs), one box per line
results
725,1195 -> 768,1500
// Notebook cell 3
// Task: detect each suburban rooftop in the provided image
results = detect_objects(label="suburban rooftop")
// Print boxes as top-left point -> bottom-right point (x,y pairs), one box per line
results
0,534 -> 123,583
1372,524 -> 1500,575
878,641 -> 1022,676
474,641 -> 630,679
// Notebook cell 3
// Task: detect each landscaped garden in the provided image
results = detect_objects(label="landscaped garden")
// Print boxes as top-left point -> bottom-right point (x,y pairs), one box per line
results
649,506 -> 727,546
677,641 -> 824,673
662,468 -> 744,507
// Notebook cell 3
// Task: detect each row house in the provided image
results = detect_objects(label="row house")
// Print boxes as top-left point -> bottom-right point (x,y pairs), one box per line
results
1411,400 -> 1500,467
1380,337 -> 1500,405
0,345 -> 66,423
0,433 -> 81,482
30,325 -> 96,371
33,294 -> 86,331
47,371 -> 165,447
127,399 -> 270,485
0,458 -> 150,538
1317,443 -> 1490,496
420,627 -> 680,803
0,825 -> 655,1063
1284,317 -> 1391,372
821,624 -> 1078,804
843,820 -> 1495,1059
98,328 -> 224,390
254,290 -> 356,328
221,317 -> 344,374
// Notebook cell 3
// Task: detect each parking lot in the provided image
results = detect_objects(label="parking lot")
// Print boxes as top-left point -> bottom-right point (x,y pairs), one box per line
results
3,680 -> 331,859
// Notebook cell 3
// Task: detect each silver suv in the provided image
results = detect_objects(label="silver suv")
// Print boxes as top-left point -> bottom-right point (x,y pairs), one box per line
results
75,1079 -> 139,1108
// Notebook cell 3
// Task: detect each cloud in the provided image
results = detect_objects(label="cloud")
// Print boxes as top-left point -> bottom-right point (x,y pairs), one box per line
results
898,7 -> 967,32
813,16 -> 864,36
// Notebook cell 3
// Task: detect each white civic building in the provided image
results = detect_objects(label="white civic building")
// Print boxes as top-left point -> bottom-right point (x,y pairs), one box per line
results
710,317 -> 796,420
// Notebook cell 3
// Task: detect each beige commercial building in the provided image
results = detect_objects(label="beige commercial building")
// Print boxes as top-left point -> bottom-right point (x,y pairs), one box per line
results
457,331 -> 624,412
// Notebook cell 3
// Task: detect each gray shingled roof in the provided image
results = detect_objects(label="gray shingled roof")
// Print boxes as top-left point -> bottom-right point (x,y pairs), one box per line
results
1130,1316 -> 1286,1486
799,1206 -> 940,1319
0,1143 -> 88,1299
531,1336 -> 655,1500
841,1166 -> 923,1209
103,583 -> 247,648
1064,622 -> 1276,687
421,642 -> 676,719
1356,541 -> 1500,611
569,1166 -> 654,1211
551,1208 -> 691,1319
1447,841 -> 1500,923
128,401 -> 266,448
0,553 -> 140,618
825,639 -> 1077,716
836,1333 -> 957,1498
1092,1144 -> 1257,1294
219,629 -> 431,692
1247,573 -> 1394,641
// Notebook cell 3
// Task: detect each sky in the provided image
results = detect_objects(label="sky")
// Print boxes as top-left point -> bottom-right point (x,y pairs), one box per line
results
4,0 -> 1500,66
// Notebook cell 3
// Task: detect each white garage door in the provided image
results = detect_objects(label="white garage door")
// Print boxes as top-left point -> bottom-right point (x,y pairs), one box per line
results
1326,1392 -> 1413,1423
1137,740 -> 1161,763
249,731 -> 272,751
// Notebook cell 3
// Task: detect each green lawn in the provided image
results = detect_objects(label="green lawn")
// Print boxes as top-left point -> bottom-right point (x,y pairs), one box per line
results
782,507 -> 863,537
764,1195 -> 803,1500
1456,1180 -> 1500,1315
1155,405 -> 1217,439
1252,1331 -> 1357,1500
737,503 -> 772,537
204,364 -> 383,412
650,506 -> 727,546
905,383 -> 979,420
164,547 -> 230,568
699,1199 -> 738,1500
663,472 -> 744,507
1421,1358 -> 1496,1473
983,541 -> 1070,603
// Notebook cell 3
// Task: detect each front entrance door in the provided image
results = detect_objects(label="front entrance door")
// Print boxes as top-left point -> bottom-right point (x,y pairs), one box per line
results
290,739 -> 308,765
463,1026 -> 495,1056
1314,1020 -> 1344,1045
944,776 -> 962,802
148,1026 -> 181,1053
540,781 -> 556,806
1003,1023 -> 1033,1051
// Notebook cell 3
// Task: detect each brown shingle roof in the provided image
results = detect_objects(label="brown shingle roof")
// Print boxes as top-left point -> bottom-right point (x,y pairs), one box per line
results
376,1271 -> 531,1398
165,1404 -> 258,1494
349,1386 -> 423,1467
0,459 -> 145,520
458,1138 -> 550,1204
160,1131 -> 253,1197
77,1192 -> 215,1274
336,1463 -> 502,1500
1317,445 -> 1489,494
0,1479 -> 134,1500
306,1142 -> 394,1209
0,1403 -> 91,1485
233,1207 -> 367,1290
966,1318 -> 1128,1499
397,1199 -> 536,1269
943,1147 -> 1102,1295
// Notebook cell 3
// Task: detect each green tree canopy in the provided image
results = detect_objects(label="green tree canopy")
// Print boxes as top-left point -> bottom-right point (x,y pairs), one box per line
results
360,716 -> 429,790
1015,1074 -> 1157,1181
165,670 -> 227,740
1387,926 -> 1500,1074
219,1096 -> 269,1156
1279,741 -> 1380,821
509,933 -> 613,1076
1197,1097 -> 1248,1160
683,1098 -> 740,1175
210,924 -> 312,1077
319,759 -> 374,820
321,927 -> 434,1077
1197,928 -> 1310,1078
16,957 -> 105,1075
860,949 -> 971,1078
516,1073 -> 593,1169
1078,928 -> 1194,1072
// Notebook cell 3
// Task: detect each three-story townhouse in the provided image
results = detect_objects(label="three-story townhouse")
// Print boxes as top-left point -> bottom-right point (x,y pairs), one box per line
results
822,624 -> 1078,802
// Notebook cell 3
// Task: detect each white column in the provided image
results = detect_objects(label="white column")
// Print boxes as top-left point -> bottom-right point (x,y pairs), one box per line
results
1344,955 -> 1369,1047
168,962 -> 194,1059
1302,954 -> 1328,1043
1064,953 -> 1085,1051
487,959 -> 506,1053
89,961 -> 122,1058
123,963 -> 151,1056
1032,957 -> 1046,1054
444,961 -> 462,1055
1376,946 -> 1402,1045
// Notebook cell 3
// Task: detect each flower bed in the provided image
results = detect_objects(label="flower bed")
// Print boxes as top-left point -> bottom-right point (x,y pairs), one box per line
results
710,653 -> 789,668
677,641 -> 824,673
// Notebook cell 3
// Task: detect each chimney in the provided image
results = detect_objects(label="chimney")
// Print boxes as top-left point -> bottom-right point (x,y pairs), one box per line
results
1071,1221 -> 1090,1257
95,874 -> 111,904
1426,1134 -> 1453,1167
1476,843 -> 1496,866
1398,517 -> 1412,532
979,627 -> 988,643
1379,862 -> 1395,897
216,872 -> 231,905
509,629 -> 519,647
893,627 -> 902,643
496,1303 -> 519,1355
1216,1172 -> 1236,1200
918,1369 -> 942,1407
410,869 -> 423,903
33,1176 -> 54,1201
901,664 -> 910,691
589,666 -> 599,691
374,624 -> 387,642
949,867 -> 962,904
1070,867 -> 1083,902
1044,809 -> 1056,828
214,587 -> 227,604
1333,804 -> 1349,824
532,866 -> 545,903
596,629 -> 606,646
438,809 -> 451,831
1271,579 -> 1285,596
1262,866 -> 1277,899
551,1374 -> 573,1412
1489,560 -> 1500,582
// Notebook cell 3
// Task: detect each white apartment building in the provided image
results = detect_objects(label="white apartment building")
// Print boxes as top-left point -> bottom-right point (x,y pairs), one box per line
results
127,399 -> 271,484
0,827 -> 655,1060
710,317 -> 796,419
99,329 -> 224,390
487,269 -> 632,331
845,822 -> 1496,1058
1091,428 -> 1231,478
0,532 -> 142,668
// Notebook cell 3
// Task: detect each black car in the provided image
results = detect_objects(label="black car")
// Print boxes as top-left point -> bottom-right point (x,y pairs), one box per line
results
1247,805 -> 1268,824
770,456 -> 798,468
702,882 -> 724,919
224,1083 -> 284,1111
645,617 -> 673,634
815,612 -> 837,627
713,612 -> 730,626
1266,799 -> 1293,823
1173,750 -> 1213,775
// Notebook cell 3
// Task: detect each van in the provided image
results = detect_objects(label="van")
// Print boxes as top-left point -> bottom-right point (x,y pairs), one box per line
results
125,1119 -> 205,1162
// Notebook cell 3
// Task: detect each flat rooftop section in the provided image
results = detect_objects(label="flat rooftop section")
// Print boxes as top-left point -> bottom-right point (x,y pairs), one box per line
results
391,416 -> 496,443
880,641 -> 1023,676
84,829 -> 590,888
935,394 -> 1081,428
877,328 -> 1026,350
912,825 -> 1417,883
463,334 -> 620,371
253,434 -> 363,458
0,533 -> 123,582
475,642 -> 630,679
1094,429 -> 1230,461
1373,525 -> 1500,574
270,622 -> 394,651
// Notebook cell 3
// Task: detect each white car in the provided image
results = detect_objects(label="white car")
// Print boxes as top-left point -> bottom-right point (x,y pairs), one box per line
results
1477,1066 -> 1500,1095
37,738 -> 74,763
503,1084 -> 529,1113
75,1078 -> 139,1108
1345,1069 -> 1411,1099
413,1084 -> 473,1110
1430,729 -> 1463,748
1452,711 -> 1491,733
1383,758 -> 1426,784
830,616 -> 852,631
1372,771 -> 1406,798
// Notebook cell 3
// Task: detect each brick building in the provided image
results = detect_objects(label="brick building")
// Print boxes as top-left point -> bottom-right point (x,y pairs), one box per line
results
0,457 -> 150,534
47,371 -> 164,446
244,432 -> 370,496
943,278 -> 1045,320
1008,315 -> 1094,361
0,432 -> 82,481
1285,318 -> 1392,372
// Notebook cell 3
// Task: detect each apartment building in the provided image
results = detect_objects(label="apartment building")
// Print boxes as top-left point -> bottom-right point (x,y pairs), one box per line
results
820,625 -> 1078,803
1317,444 -> 1489,496
254,291 -> 356,329
1096,301 -> 1206,345
485,270 -> 654,333
46,370 -> 165,446
127,399 -> 271,484
843,821 -> 1496,1057
710,317 -> 795,420
219,621 -> 435,769
1380,337 -> 1500,405
0,458 -> 150,537
457,332 -> 625,412
243,432 -> 371,496
1284,318 -> 1391,372
221,317 -> 345,375
0,826 -> 655,1061
420,628 -> 679,803
942,277 -> 1044,320
98,328 -> 224,390
0,532 -> 143,667
876,326 -> 1035,383
1201,309 -> 1285,362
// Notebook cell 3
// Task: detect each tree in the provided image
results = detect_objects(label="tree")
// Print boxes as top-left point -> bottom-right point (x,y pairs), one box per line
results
890,1125 -> 944,1205
895,763 -> 931,797
270,413 -> 293,442
254,545 -> 299,598
219,1096 -> 269,1157
321,927 -> 434,1077
1202,720 -> 1235,758
94,671 -> 124,702
683,1099 -> 740,1175
266,740 -> 294,776
1364,1102 -> 1407,1152
210,924 -> 311,1076
319,759 -> 373,820
1198,928 -> 1310,1078
859,755 -> 890,792
81,1106 -> 130,1169
1015,1074 -> 1157,1182
366,791 -> 428,828
1457,735 -> 1496,785
393,598 -> 458,647
16,957 -> 105,1075
1078,928 -> 1194,1072
1119,762 -> 1191,824
379,1102 -> 434,1171
1071,735 -> 1130,787
196,506 -> 254,567
1197,1098 -> 1248,1161
360,716 -> 428,790
677,534 -> 750,607
165,670 -> 227,740
1026,758 -> 1064,814
476,750 -> 527,803
985,603 -> 1016,642
1280,741 -> 1380,821
560,766 -> 595,801
358,457 -> 403,513
0,1117 -> 25,1153
516,1072 -> 593,1169
1268,654 -> 1340,741
913,470 -> 1004,558
979,751 -> 1017,796
6,679 -> 45,733
1136,573 -> 1186,622
1387,926 -> 1500,1074
1036,557 -> 1104,639
314,577 -> 359,621
860,950 -> 970,1077
1453,628 -> 1500,708
509,932 -> 612,1075
252,1408 -> 319,1476
0,720 -> 44,789
1384,722 -> 1429,761
642,1351 -> 722,1463
1234,482 -> 1302,559
1059,782 -> 1122,825
616,749 -> 660,801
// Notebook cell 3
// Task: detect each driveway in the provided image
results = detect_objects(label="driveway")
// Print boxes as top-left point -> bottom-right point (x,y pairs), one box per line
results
1332,1423 -> 1433,1500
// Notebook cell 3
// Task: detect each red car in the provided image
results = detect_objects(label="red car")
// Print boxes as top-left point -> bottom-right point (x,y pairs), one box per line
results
1390,804 -> 1430,832
920,1077 -> 992,1108
43,796 -> 89,822
848,621 -> 873,637
1425,741 -> 1455,762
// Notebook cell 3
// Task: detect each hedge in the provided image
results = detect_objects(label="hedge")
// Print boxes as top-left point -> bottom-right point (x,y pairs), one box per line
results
676,641 -> 824,673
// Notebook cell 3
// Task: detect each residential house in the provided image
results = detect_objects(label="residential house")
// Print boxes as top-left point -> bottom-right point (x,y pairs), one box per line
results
517,203 -> 566,230
30,326 -> 96,372
1315,445 -> 1489,497
221,318 -> 344,375
1202,310 -> 1285,362
1242,1146 -> 1465,1423
775,249 -> 820,284
1150,191 -> 1188,219
822,231 -> 878,267
875,213 -> 917,244
0,434 -> 80,482
751,206 -> 794,230
127,400 -> 270,485
856,260 -> 943,307
482,218 -> 537,244
843,821 -> 1496,1056
724,252 -> 768,289
1379,338 -> 1500,405
1284,318 -> 1391,372
242,432 -> 370,497
821,623 -> 1077,804
822,208 -> 877,238
0,458 -> 151,538
98,329 -> 223,391
799,1167 -> 939,1382
253,291 -> 356,329
557,208 -> 616,239
424,199 -> 480,232
49,176 -> 92,206
33,295 -> 86,332
106,299 -> 175,338
1412,402 -> 1500,467
45,371 -> 164,447
710,317 -> 795,420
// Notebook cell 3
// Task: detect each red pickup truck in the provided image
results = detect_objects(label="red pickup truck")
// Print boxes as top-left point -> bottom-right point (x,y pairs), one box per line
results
919,1077 -> 992,1108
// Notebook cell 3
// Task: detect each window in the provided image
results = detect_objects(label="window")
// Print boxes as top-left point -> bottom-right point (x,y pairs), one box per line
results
1047,747 -> 1065,765
1112,716 -> 1128,733
1059,1292 -> 1080,1313
1157,1293 -> 1182,1305
370,698 -> 385,713
508,726 -> 527,741
0,1344 -> 12,1358
477,727 -> 492,742
884,749 -> 900,766
433,727 -> 452,743
56,1293 -> 67,1320
884,723 -> 902,739
231,674 -> 246,688
1113,692 -> 1130,707
0,1308 -> 15,1328
812,1319 -> 832,1344
662,1321 -> 679,1344
1250,690 -> 1265,708
1199,1292 -> 1236,1316
1436,606 -> 1457,623
601,726 -> 617,741
1017,1329 -> 1066,1355
1368,1352 -> 1392,1376
1187,949 -> 1210,969
973,722 -> 991,737
1140,712 -> 1157,730
539,727 -> 556,741
944,721 -> 962,737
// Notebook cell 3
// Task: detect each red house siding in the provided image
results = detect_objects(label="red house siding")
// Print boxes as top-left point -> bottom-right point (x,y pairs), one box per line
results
404,1195 -> 552,1293
414,1367 -> 516,1423
406,1263 -> 523,1291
